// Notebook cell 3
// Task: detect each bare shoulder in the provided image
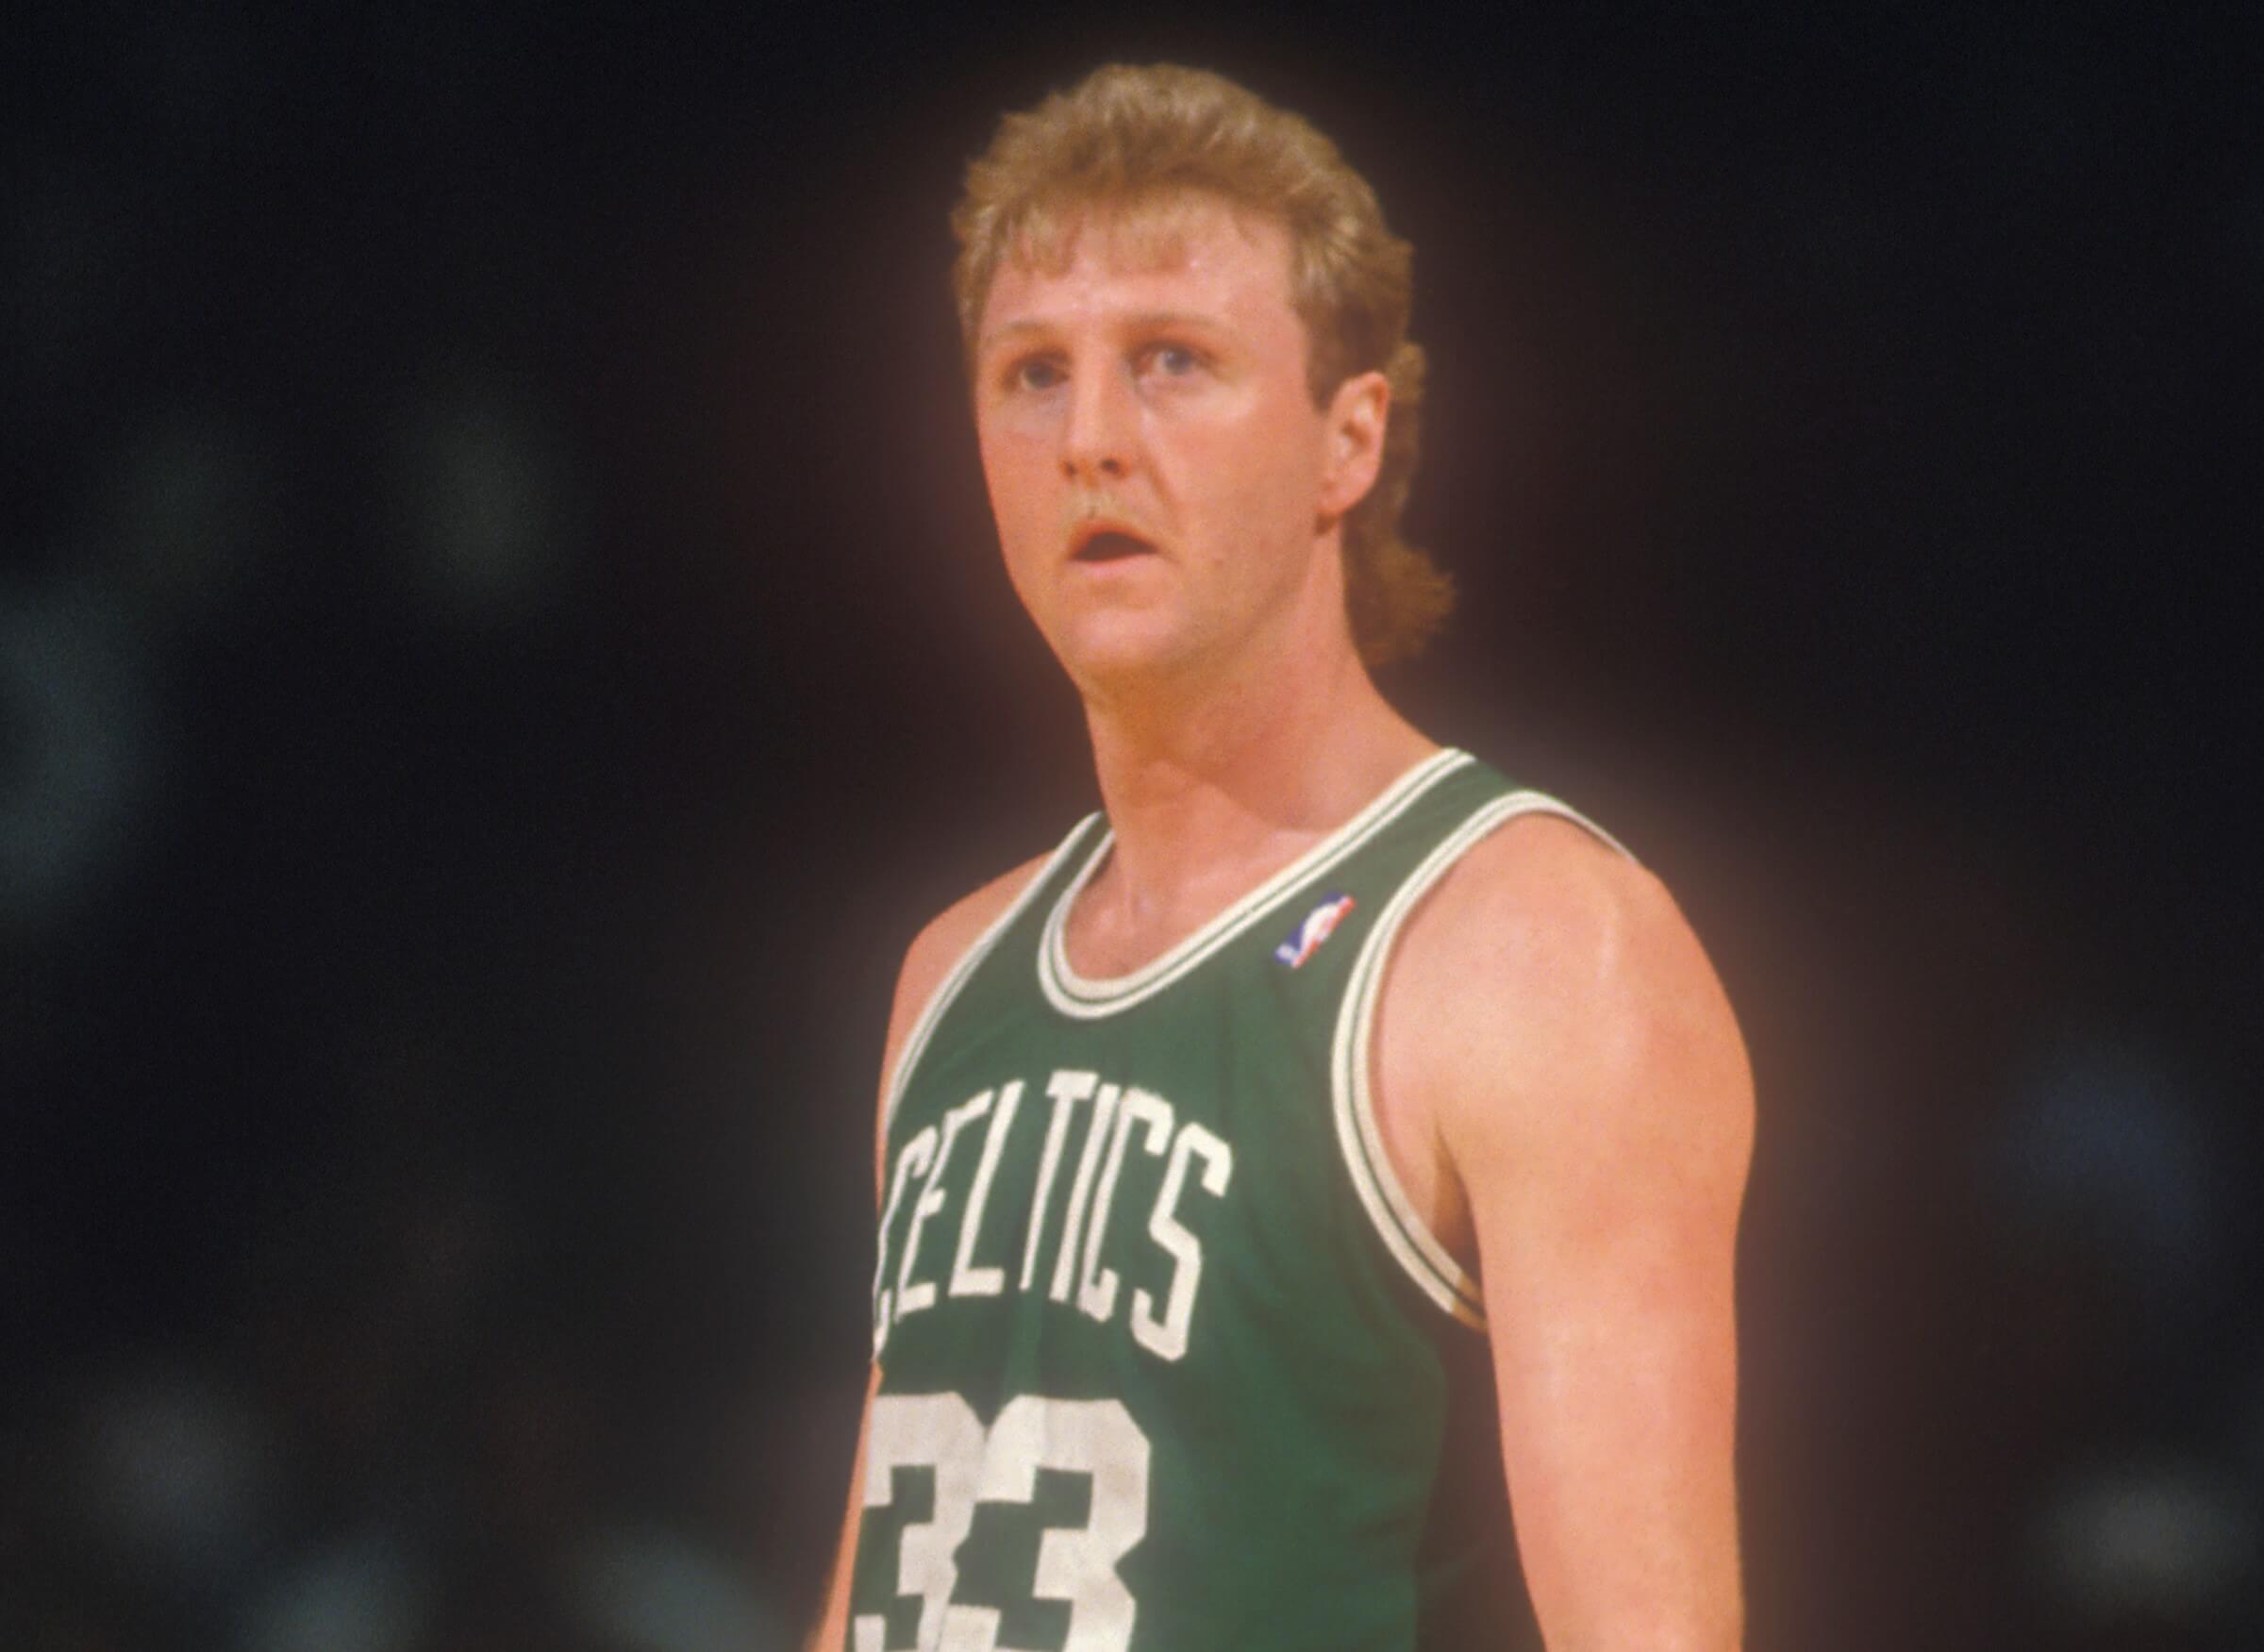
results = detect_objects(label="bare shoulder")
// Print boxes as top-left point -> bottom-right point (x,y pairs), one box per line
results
1383,826 -> 1750,1648
880,848 -> 1057,1085
1384,810 -> 1752,1175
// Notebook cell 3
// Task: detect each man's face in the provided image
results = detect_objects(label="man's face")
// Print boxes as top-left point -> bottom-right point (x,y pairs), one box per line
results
973,193 -> 1354,693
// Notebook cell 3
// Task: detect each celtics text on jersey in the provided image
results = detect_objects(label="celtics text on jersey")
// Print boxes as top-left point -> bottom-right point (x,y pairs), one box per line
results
850,749 -> 1623,1651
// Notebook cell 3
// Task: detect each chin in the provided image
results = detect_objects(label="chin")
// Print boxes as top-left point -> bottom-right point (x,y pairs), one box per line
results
1048,611 -> 1210,693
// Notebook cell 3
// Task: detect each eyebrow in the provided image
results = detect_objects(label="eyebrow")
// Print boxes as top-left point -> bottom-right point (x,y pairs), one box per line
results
978,310 -> 1229,353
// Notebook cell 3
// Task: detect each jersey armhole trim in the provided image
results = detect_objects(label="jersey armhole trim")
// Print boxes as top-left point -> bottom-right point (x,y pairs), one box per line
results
880,814 -> 1106,1136
1330,790 -> 1635,1329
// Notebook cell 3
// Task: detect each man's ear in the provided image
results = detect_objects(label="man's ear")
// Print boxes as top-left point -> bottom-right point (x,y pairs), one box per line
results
1318,370 -> 1390,523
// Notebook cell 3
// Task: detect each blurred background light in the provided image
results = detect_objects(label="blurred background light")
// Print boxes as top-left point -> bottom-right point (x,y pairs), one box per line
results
0,580 -> 154,935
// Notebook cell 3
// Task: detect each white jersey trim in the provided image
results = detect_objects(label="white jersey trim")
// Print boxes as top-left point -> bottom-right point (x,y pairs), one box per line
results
881,814 -> 1107,1136
1331,790 -> 1634,1329
1036,747 -> 1473,1020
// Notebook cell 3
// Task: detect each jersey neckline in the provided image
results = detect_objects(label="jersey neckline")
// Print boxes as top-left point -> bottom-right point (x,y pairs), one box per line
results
1036,747 -> 1473,1020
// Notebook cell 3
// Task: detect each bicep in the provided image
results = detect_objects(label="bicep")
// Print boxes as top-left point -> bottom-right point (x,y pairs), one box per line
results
807,1363 -> 880,1652
1476,1057 -> 1747,1650
1431,852 -> 1753,1648
815,914 -> 945,1647
813,859 -> 1052,1644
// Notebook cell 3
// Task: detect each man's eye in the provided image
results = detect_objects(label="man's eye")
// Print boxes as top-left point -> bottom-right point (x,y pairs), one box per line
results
1011,358 -> 1064,391
1146,344 -> 1200,376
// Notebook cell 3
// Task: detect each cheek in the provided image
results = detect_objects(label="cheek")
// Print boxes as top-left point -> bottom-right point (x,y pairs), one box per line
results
1183,413 -> 1323,546
978,441 -> 1062,611
978,424 -> 1054,526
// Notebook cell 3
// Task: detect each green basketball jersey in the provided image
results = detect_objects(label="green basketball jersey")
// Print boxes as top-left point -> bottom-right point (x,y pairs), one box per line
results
850,748 -> 1622,1651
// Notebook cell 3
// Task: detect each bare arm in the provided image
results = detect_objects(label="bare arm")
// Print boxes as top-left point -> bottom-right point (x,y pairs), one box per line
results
1381,818 -> 1753,1651
802,852 -> 1054,1652
805,1366 -> 878,1652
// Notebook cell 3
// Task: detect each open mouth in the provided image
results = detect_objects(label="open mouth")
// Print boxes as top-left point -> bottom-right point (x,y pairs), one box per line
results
1073,529 -> 1157,562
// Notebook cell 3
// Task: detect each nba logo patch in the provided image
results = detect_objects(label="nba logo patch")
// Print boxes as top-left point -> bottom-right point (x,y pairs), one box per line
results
1274,893 -> 1357,968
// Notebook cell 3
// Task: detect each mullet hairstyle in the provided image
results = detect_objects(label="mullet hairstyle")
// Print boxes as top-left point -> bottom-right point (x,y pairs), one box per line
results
951,62 -> 1453,665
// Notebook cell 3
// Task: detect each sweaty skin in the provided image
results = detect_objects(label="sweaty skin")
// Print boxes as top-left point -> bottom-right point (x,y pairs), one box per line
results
809,192 -> 1750,1651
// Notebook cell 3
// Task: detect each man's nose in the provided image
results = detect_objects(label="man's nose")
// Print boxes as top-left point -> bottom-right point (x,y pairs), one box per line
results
1060,365 -> 1136,483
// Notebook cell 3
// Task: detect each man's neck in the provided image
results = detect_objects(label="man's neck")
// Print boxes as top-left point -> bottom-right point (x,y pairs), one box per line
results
1077,632 -> 1434,932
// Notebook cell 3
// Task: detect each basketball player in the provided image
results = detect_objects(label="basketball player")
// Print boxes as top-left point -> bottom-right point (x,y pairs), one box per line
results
808,63 -> 1752,1650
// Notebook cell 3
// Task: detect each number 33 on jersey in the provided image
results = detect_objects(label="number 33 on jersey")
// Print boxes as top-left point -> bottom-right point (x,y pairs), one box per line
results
857,1393 -> 1146,1652
850,753 -> 1596,1649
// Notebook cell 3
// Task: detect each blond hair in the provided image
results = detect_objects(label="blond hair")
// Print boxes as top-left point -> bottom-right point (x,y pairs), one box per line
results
952,63 -> 1452,665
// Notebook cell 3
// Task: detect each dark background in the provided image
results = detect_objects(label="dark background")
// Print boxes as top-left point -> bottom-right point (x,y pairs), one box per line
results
5,4 -> 2257,1648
